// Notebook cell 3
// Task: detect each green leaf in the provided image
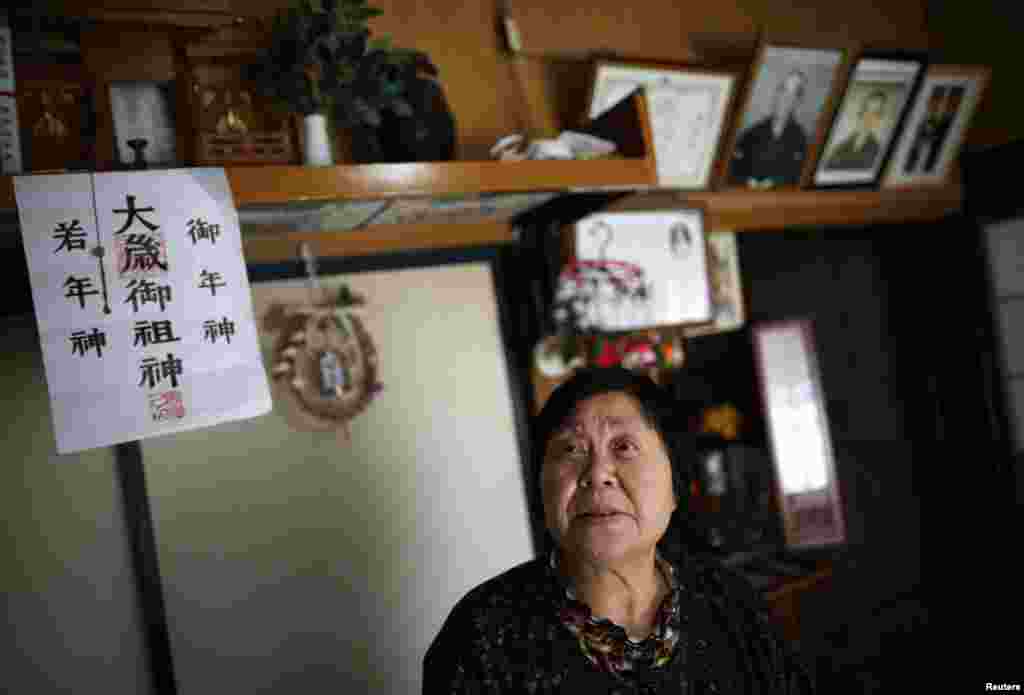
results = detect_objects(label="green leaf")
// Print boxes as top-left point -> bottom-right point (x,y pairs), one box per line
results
385,48 -> 418,65
368,34 -> 392,52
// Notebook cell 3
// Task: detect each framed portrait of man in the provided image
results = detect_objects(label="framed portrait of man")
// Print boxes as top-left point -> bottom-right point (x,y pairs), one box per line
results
812,53 -> 927,188
883,65 -> 990,188
721,41 -> 851,190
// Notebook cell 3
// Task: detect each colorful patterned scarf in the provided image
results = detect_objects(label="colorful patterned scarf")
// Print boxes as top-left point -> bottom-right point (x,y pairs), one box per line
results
550,550 -> 683,677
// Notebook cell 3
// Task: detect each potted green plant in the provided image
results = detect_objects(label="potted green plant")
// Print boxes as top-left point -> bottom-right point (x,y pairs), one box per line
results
244,0 -> 455,166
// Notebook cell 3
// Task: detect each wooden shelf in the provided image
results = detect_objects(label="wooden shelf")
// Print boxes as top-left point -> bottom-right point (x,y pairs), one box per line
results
0,172 -> 964,232
0,91 -> 657,215
0,79 -> 963,233
242,221 -> 514,263
224,156 -> 656,206
0,156 -> 656,214
604,182 -> 964,232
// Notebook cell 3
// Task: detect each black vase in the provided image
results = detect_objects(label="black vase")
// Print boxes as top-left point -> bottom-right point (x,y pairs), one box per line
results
350,76 -> 457,164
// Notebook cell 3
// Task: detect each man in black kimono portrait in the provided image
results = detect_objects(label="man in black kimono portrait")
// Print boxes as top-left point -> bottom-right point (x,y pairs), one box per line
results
728,69 -> 809,188
823,89 -> 888,171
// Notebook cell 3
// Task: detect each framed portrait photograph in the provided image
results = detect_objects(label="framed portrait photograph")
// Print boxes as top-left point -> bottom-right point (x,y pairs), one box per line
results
109,80 -> 180,168
883,65 -> 991,188
588,61 -> 736,189
568,207 -> 712,330
722,41 -> 850,190
812,53 -> 926,188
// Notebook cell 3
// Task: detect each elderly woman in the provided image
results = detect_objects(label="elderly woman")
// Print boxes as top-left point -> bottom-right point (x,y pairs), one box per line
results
423,367 -> 813,694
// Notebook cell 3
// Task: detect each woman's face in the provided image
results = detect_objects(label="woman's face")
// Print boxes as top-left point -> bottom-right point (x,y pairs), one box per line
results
541,391 -> 677,567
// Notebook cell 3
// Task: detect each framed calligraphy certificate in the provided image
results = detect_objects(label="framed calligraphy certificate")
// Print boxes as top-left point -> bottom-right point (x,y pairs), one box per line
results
588,61 -> 737,189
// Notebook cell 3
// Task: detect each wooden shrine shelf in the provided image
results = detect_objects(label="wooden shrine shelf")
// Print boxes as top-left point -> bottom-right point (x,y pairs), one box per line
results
0,90 -> 655,213
241,221 -> 514,262
694,182 -> 963,231
0,84 -> 963,233
0,173 -> 965,233
224,156 -> 655,206
605,181 -> 964,232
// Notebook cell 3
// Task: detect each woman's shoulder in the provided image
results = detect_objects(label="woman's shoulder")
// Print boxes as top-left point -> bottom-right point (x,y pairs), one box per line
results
447,555 -> 557,620
674,554 -> 818,692
423,556 -> 562,675
671,552 -> 770,615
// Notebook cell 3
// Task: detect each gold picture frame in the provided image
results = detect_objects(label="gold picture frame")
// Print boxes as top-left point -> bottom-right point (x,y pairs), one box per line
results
882,64 -> 991,188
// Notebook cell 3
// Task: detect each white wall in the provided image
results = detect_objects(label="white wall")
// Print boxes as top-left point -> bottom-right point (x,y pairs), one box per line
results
0,314 -> 152,695
983,216 -> 1024,501
137,261 -> 535,694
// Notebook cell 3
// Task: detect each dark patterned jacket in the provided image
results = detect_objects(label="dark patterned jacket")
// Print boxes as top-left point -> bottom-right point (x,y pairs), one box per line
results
423,554 -> 815,694
728,118 -> 809,186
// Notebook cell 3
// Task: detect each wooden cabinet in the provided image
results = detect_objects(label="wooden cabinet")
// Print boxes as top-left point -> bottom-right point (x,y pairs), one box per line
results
764,563 -> 834,644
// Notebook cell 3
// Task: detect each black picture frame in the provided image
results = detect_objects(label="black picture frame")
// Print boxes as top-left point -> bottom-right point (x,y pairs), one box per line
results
811,51 -> 927,189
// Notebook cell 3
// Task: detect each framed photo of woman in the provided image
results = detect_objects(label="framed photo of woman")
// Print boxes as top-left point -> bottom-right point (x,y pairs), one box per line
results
720,40 -> 852,190
587,61 -> 737,189
812,53 -> 927,188
882,65 -> 991,188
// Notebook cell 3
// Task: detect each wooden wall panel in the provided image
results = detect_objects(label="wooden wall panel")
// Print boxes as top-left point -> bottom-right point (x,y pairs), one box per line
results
173,0 -> 532,159
362,0 -> 530,159
505,0 -> 757,63
508,0 -> 930,61
926,0 -> 1016,148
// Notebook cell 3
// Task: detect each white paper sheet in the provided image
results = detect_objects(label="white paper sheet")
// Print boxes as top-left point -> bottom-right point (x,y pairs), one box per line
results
645,85 -> 718,184
574,210 -> 711,330
15,169 -> 272,454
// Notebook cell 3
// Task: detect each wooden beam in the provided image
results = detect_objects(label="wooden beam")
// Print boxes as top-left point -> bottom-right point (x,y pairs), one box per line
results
241,221 -> 514,263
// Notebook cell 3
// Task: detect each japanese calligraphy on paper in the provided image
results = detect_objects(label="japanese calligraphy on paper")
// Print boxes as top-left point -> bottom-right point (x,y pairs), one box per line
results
15,169 -> 272,454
